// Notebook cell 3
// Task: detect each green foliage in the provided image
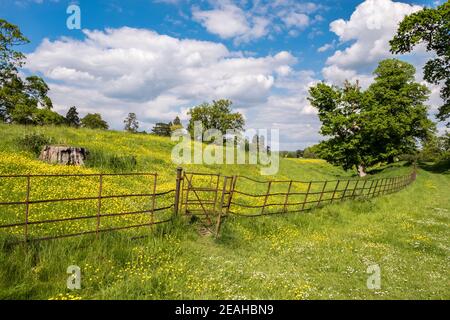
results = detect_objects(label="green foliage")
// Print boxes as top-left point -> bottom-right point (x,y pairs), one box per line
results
81,113 -> 109,130
0,19 -> 58,124
16,132 -> 53,156
366,59 -> 434,160
280,150 -> 300,158
0,19 -> 28,76
85,149 -> 137,172
65,106 -> 80,128
151,122 -> 172,136
33,108 -> 66,126
390,2 -> 450,126
419,132 -> 450,162
303,145 -> 320,159
187,99 -> 245,138
124,112 -> 139,133
308,59 -> 435,175
308,81 -> 371,171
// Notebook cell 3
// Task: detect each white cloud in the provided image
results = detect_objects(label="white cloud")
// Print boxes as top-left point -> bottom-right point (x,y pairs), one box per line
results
192,4 -> 253,40
281,12 -> 310,28
322,0 -> 445,131
323,0 -> 422,85
317,42 -> 334,53
191,0 -> 323,43
25,26 -> 318,148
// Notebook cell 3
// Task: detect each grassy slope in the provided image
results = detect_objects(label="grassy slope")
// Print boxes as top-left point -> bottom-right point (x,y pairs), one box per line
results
0,124 -> 449,299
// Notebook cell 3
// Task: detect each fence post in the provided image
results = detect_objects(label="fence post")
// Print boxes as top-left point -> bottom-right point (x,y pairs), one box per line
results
150,174 -> 157,226
226,176 -> 237,215
330,180 -> 340,203
213,175 -> 220,213
174,167 -> 183,216
301,181 -> 312,211
351,180 -> 360,199
317,181 -> 328,207
96,174 -> 103,237
24,175 -> 30,243
283,180 -> 293,212
341,180 -> 350,201
371,179 -> 379,198
261,181 -> 272,215
215,176 -> 228,238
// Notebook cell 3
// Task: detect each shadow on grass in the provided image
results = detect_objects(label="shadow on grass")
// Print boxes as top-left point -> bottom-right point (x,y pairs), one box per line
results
418,159 -> 450,174
366,161 -> 412,175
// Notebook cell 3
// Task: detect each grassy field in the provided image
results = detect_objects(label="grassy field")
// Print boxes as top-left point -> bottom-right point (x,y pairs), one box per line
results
0,124 -> 449,299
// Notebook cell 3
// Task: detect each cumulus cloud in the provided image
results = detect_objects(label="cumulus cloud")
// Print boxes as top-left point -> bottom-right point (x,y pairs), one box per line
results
25,26 -> 318,148
323,0 -> 423,87
191,0 -> 323,43
192,4 -> 253,40
322,0 -> 445,132
192,2 -> 273,44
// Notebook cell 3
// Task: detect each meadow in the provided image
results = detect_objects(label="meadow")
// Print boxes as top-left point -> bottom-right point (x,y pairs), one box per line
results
0,124 -> 449,299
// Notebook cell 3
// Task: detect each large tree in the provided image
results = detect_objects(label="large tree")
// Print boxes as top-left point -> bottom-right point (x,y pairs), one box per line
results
390,2 -> 450,126
81,113 -> 109,130
187,99 -> 245,139
309,81 -> 372,176
308,59 -> 435,176
0,19 -> 60,124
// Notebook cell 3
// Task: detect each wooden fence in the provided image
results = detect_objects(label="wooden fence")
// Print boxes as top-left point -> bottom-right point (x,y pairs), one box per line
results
0,168 -> 416,242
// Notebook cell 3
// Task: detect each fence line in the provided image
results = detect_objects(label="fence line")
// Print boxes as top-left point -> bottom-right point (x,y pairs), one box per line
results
0,167 -> 416,242
226,170 -> 416,219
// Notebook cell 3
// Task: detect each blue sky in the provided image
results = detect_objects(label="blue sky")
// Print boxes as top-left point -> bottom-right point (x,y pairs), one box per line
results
1,0 -> 445,150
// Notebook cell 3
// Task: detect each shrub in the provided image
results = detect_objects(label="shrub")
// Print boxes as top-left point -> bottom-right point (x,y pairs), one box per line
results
16,133 -> 53,156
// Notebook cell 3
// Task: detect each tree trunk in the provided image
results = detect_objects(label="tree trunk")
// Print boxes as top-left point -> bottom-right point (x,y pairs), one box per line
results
39,145 -> 88,166
357,164 -> 367,177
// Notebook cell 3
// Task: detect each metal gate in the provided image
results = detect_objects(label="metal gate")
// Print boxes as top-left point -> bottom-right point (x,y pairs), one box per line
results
180,171 -> 235,236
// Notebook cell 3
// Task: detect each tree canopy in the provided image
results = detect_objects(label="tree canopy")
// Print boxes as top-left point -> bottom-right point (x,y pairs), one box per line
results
308,59 -> 435,176
390,1 -> 450,126
187,99 -> 245,139
81,113 -> 109,130
0,19 -> 60,125
151,122 -> 172,136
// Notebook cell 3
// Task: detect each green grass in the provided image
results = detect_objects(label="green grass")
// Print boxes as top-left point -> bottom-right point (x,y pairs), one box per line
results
0,124 -> 449,299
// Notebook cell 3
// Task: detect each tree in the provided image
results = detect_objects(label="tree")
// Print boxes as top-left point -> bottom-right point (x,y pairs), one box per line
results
0,19 -> 28,82
303,145 -> 320,159
365,59 -> 434,163
187,99 -> 245,139
151,122 -> 172,136
173,116 -> 181,126
308,59 -> 434,176
33,108 -> 65,126
124,112 -> 139,133
390,2 -> 450,126
66,106 -> 80,127
170,116 -> 183,133
0,19 -> 59,124
81,113 -> 109,130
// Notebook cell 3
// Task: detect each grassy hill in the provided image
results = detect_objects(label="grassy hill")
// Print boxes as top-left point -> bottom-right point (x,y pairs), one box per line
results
0,124 -> 449,299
